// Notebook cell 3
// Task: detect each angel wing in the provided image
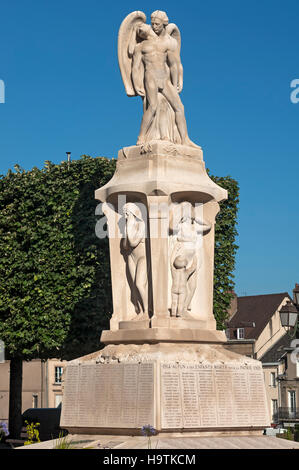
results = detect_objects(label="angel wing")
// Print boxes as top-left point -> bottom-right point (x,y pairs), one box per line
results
166,23 -> 181,53
166,23 -> 183,92
118,11 -> 146,97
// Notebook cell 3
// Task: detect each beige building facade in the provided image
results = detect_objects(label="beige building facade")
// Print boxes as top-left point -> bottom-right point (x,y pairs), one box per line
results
226,292 -> 291,360
0,358 -> 67,423
263,342 -> 299,426
225,290 -> 299,426
262,363 -> 281,423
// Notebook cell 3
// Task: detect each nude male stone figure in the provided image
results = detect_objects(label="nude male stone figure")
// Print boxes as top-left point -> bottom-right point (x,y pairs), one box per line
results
118,10 -> 199,147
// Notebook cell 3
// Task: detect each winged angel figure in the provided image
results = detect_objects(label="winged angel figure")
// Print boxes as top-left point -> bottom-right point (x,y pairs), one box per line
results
118,10 -> 199,148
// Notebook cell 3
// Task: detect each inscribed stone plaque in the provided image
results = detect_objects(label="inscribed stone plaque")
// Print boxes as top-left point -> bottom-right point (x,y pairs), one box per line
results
248,366 -> 269,425
160,363 -> 183,428
60,365 -> 79,427
136,363 -> 155,427
77,364 -> 96,427
196,365 -> 217,427
232,366 -> 250,426
160,362 -> 269,430
181,366 -> 200,428
214,365 -> 235,426
94,365 -> 109,426
61,362 -> 155,429
106,364 -> 124,427
121,363 -> 139,426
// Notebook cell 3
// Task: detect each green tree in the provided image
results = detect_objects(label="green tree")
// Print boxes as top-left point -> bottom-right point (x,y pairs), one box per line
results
0,156 -> 115,437
211,175 -> 239,329
0,156 -> 238,437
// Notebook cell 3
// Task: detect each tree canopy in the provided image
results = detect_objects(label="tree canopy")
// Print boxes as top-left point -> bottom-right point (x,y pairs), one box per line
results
211,175 -> 239,329
0,157 -> 114,361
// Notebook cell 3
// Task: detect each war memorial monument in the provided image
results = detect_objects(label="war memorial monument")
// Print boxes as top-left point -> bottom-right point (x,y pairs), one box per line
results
60,10 -> 270,437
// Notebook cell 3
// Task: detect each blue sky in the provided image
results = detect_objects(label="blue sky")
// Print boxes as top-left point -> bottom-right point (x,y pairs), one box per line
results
0,0 -> 299,297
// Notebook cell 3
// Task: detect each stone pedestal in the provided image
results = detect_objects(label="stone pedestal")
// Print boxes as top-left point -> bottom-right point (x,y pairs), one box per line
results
60,141 -> 270,436
94,141 -> 227,330
60,343 -> 270,435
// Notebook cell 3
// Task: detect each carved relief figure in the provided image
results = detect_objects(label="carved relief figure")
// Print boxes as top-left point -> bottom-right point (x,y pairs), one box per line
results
170,202 -> 211,317
170,251 -> 197,318
118,10 -> 199,147
122,203 -> 148,319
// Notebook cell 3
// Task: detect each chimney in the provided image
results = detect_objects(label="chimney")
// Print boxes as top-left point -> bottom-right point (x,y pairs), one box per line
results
227,291 -> 238,321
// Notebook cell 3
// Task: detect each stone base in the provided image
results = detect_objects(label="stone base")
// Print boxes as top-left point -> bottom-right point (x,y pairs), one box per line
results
62,427 -> 266,437
101,328 -> 227,344
19,433 -> 299,449
118,315 -> 217,332
60,343 -> 270,435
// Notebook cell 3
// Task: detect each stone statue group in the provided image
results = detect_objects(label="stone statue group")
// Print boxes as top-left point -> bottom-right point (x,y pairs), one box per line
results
122,201 -> 211,320
118,10 -> 199,148
117,11 -> 211,321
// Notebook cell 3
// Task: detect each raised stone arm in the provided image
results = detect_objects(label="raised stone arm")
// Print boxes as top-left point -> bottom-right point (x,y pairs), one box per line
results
125,212 -> 145,248
193,204 -> 212,233
194,216 -> 212,234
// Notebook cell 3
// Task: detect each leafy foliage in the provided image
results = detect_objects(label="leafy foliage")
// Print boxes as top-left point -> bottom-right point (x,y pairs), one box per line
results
24,420 -> 40,445
53,431 -> 74,449
0,156 -> 238,363
211,175 -> 239,329
0,156 -> 115,360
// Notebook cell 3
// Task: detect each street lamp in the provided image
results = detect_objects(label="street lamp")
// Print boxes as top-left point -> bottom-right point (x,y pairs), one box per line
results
279,290 -> 299,338
279,301 -> 298,328
66,152 -> 71,170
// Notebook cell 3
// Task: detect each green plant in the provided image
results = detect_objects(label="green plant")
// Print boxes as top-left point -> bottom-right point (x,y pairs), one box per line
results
294,424 -> 299,442
24,420 -> 40,445
53,431 -> 73,449
277,427 -> 293,441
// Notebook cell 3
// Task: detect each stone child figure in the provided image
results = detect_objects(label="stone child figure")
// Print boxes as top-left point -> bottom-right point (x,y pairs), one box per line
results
170,202 -> 212,316
118,10 -> 199,147
122,203 -> 148,319
170,252 -> 197,318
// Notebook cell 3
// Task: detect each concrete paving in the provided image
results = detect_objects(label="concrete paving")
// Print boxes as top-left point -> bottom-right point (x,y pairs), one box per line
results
18,434 -> 299,450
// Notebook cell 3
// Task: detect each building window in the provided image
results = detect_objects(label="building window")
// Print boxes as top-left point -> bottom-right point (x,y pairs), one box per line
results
271,399 -> 278,420
237,328 -> 244,340
296,360 -> 299,378
225,329 -> 230,340
288,390 -> 296,413
55,366 -> 63,384
270,372 -> 276,387
55,395 -> 63,408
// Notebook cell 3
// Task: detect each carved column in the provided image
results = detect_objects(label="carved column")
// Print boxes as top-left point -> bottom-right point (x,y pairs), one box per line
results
147,195 -> 169,320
